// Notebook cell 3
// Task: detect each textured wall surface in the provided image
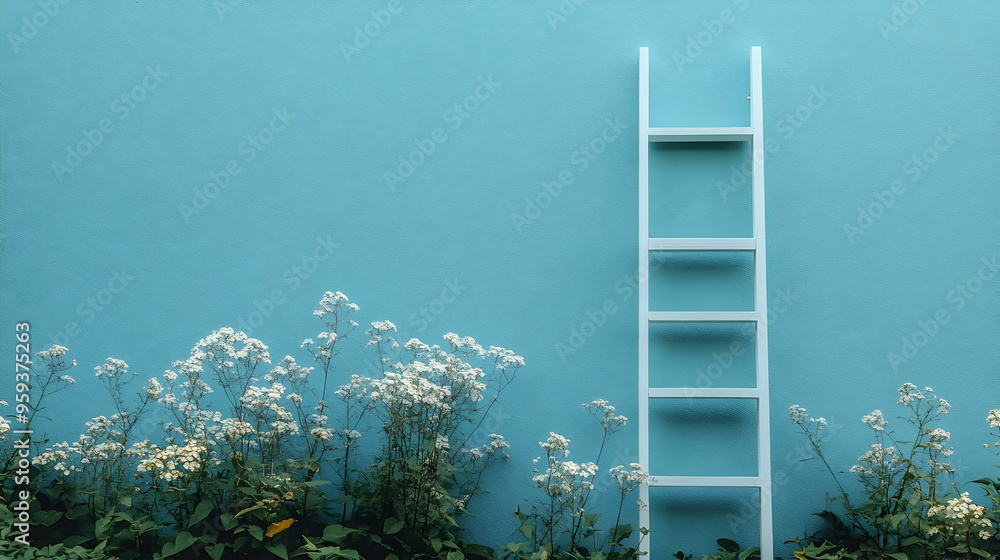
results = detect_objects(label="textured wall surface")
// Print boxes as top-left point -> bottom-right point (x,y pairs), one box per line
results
2,1 -> 998,557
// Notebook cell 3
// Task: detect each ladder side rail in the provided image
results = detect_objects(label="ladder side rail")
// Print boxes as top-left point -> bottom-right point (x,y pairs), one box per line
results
637,46 -> 651,559
750,46 -> 773,560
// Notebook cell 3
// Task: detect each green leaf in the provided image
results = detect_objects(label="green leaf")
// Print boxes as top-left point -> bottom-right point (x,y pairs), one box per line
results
33,509 -> 63,527
266,543 -> 290,560
206,543 -> 227,560
248,524 -> 264,541
463,543 -> 496,559
235,503 -> 266,519
447,550 -> 465,560
322,524 -> 358,543
95,515 -> 112,539
174,531 -> 197,554
583,512 -> 602,529
190,500 -> 214,526
119,495 -> 132,508
508,542 -> 530,554
431,538 -> 443,553
610,524 -> 632,542
717,539 -> 740,553
514,506 -> 528,524
519,522 -> 536,540
889,512 -> 906,529
738,547 -> 760,560
884,553 -> 909,560
383,517 -> 405,535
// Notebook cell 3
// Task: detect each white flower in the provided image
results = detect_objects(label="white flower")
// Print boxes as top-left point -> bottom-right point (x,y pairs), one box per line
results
163,370 -> 178,383
94,357 -> 129,379
897,382 -> 924,405
0,416 -> 9,440
610,463 -> 650,493
146,378 -> 164,399
788,404 -> 807,425
862,410 -> 888,431
937,398 -> 950,414
310,427 -> 334,441
540,432 -> 570,456
488,433 -> 509,451
36,345 -> 68,358
59,375 -> 76,385
988,410 -> 1000,429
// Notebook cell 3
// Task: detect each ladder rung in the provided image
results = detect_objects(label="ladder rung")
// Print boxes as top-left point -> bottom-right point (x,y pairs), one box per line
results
649,237 -> 755,252
649,387 -> 760,399
648,311 -> 758,323
647,127 -> 753,142
649,475 -> 763,488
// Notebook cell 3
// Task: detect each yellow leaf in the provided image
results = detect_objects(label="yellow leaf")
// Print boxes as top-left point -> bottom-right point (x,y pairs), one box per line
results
794,552 -> 807,560
265,517 -> 295,538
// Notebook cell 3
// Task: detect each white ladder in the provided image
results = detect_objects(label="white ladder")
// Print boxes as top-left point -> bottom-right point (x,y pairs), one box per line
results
638,46 -> 772,559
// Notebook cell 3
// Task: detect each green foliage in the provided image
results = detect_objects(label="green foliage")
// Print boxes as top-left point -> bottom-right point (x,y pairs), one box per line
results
0,291 -> 521,560
788,385 -> 1000,560
672,538 -> 760,560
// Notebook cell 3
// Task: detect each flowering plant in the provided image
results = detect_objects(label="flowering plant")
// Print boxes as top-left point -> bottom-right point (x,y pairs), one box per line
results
507,399 -> 650,560
789,384 -> 998,559
1,290 -> 523,560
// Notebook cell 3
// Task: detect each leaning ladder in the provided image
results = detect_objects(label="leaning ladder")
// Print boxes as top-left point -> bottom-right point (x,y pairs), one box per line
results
638,46 -> 772,559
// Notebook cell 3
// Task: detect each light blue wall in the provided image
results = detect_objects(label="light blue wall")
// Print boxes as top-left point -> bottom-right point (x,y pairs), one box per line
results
2,1 -> 998,557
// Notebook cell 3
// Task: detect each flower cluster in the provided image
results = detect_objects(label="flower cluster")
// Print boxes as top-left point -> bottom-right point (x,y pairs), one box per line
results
849,443 -> 900,475
94,357 -> 130,379
861,409 -> 887,431
609,463 -> 651,495
927,492 -> 994,540
135,439 -> 212,483
540,432 -> 570,456
583,399 -> 628,434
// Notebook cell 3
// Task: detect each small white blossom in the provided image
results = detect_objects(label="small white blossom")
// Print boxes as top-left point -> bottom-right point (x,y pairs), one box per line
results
789,404 -> 807,425
897,382 -> 924,405
988,410 -> 1000,429
862,410 -> 888,431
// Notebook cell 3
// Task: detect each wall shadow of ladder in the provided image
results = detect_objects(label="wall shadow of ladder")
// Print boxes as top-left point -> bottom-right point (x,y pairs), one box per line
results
638,46 -> 772,559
